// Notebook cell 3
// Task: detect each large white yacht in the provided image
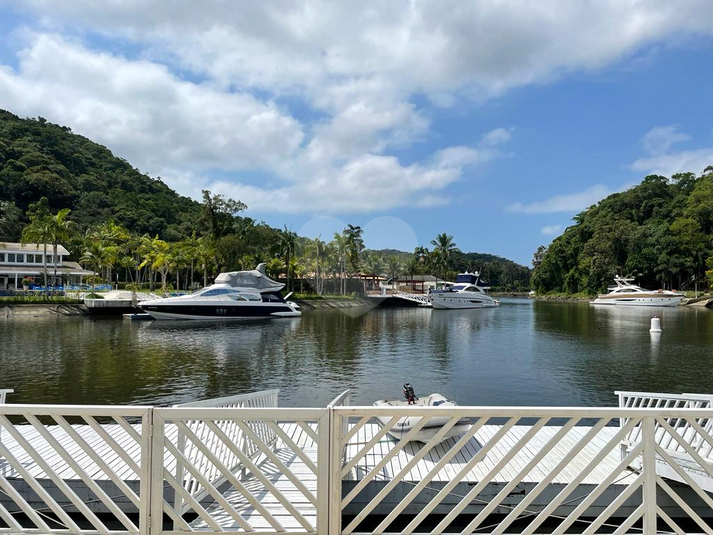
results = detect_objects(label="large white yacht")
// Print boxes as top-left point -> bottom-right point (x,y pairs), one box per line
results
139,263 -> 301,320
430,272 -> 500,310
590,276 -> 684,307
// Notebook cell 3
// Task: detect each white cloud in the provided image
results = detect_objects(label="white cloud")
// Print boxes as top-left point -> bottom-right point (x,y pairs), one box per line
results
631,149 -> 713,177
507,184 -> 630,214
540,225 -> 563,236
481,128 -> 513,147
3,2 -> 713,214
642,125 -> 690,155
0,34 -> 304,174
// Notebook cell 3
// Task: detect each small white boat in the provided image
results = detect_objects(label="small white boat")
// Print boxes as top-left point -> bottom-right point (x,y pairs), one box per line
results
430,272 -> 499,310
373,384 -> 470,443
591,276 -> 684,307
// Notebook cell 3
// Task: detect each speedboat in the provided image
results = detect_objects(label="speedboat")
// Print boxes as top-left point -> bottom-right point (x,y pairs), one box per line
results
139,263 -> 301,320
373,383 -> 470,443
429,272 -> 500,310
591,276 -> 684,307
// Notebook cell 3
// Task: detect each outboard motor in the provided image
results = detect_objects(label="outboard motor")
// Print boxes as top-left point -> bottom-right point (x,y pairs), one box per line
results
403,383 -> 417,404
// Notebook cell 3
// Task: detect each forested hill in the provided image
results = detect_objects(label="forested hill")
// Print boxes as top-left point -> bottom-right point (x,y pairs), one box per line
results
531,169 -> 713,295
0,110 -> 201,240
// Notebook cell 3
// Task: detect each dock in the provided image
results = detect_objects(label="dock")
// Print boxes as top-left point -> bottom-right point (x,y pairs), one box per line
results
0,390 -> 712,534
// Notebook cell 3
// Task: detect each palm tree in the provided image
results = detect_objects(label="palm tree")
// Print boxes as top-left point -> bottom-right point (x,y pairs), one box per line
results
195,237 -> 214,288
430,233 -> 458,282
80,242 -> 113,293
331,232 -> 349,295
386,257 -> 403,289
21,199 -> 53,295
306,237 -> 328,295
49,208 -> 75,289
344,224 -> 364,273
279,226 -> 298,292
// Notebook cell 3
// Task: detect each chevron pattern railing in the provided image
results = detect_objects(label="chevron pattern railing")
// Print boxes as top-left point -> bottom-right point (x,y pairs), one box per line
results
2,402 -> 713,534
332,406 -> 713,535
0,404 -> 151,535
151,407 -> 328,535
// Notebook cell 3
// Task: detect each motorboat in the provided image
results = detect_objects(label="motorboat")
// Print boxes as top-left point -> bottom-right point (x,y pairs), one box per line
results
373,383 -> 470,443
84,290 -> 148,316
591,276 -> 684,307
429,272 -> 500,310
139,263 -> 301,320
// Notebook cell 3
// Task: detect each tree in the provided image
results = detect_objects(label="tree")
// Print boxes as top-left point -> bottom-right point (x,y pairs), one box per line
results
430,233 -> 458,282
21,198 -> 53,295
344,224 -> 364,273
49,208 -> 75,288
278,226 -> 298,293
200,190 -> 247,242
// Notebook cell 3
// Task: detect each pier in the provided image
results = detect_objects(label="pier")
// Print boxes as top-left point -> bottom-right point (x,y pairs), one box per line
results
0,391 -> 712,534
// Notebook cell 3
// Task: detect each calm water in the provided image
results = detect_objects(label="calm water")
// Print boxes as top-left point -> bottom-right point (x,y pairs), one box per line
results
2,299 -> 712,408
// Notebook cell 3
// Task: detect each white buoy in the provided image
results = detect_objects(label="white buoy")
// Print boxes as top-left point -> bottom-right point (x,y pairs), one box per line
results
650,316 -> 662,333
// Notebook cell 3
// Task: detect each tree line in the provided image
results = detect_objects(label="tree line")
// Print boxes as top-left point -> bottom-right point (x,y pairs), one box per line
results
531,168 -> 713,295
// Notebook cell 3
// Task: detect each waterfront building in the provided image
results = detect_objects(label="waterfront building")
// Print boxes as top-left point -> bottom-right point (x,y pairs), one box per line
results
0,242 -> 94,290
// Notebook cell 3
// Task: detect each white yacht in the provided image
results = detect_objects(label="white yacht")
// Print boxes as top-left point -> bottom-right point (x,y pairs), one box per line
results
139,263 -> 301,320
430,272 -> 500,310
591,276 -> 684,307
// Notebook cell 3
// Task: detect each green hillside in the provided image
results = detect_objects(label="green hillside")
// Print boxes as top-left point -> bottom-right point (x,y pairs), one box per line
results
0,110 -> 201,240
532,170 -> 713,295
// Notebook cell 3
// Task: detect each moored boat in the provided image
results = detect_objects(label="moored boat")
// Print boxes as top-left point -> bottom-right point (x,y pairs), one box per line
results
373,383 -> 470,443
84,290 -> 147,316
591,276 -> 684,307
429,272 -> 499,310
139,263 -> 301,320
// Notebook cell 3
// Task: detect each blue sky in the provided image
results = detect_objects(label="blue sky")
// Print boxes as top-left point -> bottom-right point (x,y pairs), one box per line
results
1,2 -> 712,266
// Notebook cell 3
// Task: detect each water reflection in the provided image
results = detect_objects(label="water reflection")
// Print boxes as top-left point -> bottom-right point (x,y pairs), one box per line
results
1,300 -> 711,408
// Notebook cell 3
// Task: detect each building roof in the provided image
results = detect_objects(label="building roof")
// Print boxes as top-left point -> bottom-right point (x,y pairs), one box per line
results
392,275 -> 444,282
0,265 -> 93,276
0,242 -> 70,255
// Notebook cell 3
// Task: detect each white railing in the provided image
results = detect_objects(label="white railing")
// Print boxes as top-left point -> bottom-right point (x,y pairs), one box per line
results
0,404 -> 152,535
3,401 -> 713,534
172,390 -> 280,513
393,290 -> 431,305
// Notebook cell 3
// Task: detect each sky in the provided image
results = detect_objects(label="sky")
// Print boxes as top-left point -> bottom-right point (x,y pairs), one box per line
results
1,2 -> 712,266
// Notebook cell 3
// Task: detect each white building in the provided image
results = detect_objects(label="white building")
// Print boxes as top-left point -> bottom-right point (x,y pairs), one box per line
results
0,242 -> 94,290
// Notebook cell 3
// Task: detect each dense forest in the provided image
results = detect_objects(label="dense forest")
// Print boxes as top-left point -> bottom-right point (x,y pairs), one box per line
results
0,110 -> 530,292
531,169 -> 713,295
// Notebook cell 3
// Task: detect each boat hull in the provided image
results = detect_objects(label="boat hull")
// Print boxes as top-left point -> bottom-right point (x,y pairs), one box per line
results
590,296 -> 683,307
139,303 -> 301,320
431,296 -> 499,309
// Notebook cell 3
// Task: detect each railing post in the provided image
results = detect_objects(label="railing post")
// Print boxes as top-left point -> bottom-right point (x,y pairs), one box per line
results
327,406 -> 343,535
316,408 -> 332,535
139,409 -> 154,535
150,410 -> 166,535
642,416 -> 657,535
